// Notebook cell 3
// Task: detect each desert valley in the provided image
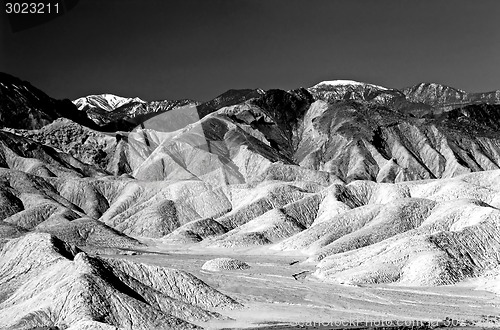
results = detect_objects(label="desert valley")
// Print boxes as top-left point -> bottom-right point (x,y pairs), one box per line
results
0,72 -> 500,329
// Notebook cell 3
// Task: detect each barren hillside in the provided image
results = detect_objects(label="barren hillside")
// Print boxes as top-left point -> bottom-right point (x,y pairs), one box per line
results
1,72 -> 500,329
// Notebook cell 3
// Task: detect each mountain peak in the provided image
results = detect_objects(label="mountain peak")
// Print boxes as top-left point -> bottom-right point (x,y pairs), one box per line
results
408,82 -> 467,93
311,80 -> 389,90
74,94 -> 146,113
98,93 -> 146,104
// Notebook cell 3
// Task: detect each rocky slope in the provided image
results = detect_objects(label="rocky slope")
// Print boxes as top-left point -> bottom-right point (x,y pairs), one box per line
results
0,73 -> 97,130
1,72 -> 500,317
0,233 -> 239,329
116,86 -> 500,184
0,129 -> 107,178
4,118 -> 117,170
403,82 -> 500,109
3,125 -> 497,289
7,74 -> 500,184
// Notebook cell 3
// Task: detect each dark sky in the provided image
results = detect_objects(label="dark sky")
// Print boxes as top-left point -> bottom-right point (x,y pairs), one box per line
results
1,0 -> 499,102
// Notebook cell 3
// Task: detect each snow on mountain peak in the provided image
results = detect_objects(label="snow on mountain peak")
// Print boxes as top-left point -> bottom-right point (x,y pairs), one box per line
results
99,94 -> 146,106
73,93 -> 146,112
312,80 -> 388,90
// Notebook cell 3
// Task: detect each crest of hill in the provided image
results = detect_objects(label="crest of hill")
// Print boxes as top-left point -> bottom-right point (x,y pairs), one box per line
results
0,233 -> 240,330
0,72 -> 98,130
0,167 -> 144,253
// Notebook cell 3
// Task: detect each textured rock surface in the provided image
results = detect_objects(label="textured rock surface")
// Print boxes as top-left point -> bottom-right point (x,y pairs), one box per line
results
5,73 -> 500,184
0,130 -> 106,178
0,233 -> 240,329
6,118 -> 118,170
305,172 -> 500,286
0,169 -> 139,248
403,82 -> 500,108
81,84 -> 500,184
201,258 -> 250,271
1,73 -> 500,302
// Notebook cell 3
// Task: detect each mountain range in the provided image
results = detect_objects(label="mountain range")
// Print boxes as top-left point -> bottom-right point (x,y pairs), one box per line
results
1,72 -> 500,329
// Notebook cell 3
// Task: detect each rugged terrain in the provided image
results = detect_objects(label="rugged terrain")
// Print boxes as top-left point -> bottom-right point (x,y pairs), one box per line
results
0,233 -> 239,330
1,72 -> 500,329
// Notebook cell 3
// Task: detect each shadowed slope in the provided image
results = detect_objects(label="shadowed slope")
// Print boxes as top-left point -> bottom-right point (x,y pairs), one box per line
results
0,72 -> 98,130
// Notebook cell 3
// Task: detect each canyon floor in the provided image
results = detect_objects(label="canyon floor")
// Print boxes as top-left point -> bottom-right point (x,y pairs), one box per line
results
106,240 -> 500,330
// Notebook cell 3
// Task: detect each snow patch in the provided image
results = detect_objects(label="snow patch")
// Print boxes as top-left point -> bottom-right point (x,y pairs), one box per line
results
73,93 -> 146,112
312,80 -> 388,90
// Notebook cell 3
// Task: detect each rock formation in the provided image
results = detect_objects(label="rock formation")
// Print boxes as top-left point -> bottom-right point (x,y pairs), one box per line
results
201,258 -> 250,271
1,71 -> 500,320
0,233 -> 240,329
